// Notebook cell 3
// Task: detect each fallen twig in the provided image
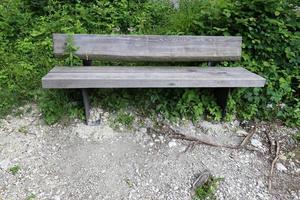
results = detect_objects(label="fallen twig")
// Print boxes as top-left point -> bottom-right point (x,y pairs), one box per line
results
149,123 -> 257,150
182,142 -> 195,154
170,132 -> 238,149
264,128 -> 273,155
268,140 -> 280,191
239,126 -> 256,147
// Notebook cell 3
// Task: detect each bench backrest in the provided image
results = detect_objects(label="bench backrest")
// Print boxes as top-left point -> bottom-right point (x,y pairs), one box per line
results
53,34 -> 242,62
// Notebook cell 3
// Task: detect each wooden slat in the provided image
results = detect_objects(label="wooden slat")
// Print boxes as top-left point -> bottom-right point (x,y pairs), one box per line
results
42,67 -> 265,88
53,34 -> 242,61
50,66 -> 247,73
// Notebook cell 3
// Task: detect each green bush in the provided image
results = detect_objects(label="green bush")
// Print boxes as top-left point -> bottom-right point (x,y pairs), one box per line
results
0,0 -> 299,126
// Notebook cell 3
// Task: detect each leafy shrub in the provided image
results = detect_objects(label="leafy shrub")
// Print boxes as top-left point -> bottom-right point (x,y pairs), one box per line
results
0,0 -> 299,126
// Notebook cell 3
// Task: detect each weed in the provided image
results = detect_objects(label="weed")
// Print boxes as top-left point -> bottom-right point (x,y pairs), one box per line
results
9,165 -> 21,175
124,178 -> 134,188
193,176 -> 224,200
111,111 -> 135,129
25,194 -> 36,200
65,34 -> 79,66
18,126 -> 28,134
293,131 -> 300,142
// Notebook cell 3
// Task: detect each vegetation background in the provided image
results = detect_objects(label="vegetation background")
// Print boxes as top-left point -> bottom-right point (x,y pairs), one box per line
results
0,0 -> 299,126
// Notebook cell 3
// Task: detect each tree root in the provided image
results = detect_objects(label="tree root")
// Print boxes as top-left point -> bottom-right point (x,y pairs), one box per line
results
268,140 -> 280,192
149,123 -> 257,150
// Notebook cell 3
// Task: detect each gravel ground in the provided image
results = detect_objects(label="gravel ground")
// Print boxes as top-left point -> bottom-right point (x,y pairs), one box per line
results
0,104 -> 299,200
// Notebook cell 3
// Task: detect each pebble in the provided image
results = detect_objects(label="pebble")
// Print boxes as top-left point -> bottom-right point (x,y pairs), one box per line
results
276,162 -> 288,172
232,120 -> 240,127
257,193 -> 265,199
149,142 -> 154,147
250,139 -> 263,148
256,180 -> 264,188
0,159 -> 11,170
236,129 -> 248,136
140,128 -> 147,133
168,141 -> 177,148
158,136 -> 164,142
54,195 -> 61,200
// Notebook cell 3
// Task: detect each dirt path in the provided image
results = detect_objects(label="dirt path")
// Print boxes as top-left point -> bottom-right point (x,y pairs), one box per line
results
0,105 -> 299,200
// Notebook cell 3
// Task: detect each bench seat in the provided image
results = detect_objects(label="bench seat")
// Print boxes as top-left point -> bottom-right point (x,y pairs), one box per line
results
42,66 -> 265,88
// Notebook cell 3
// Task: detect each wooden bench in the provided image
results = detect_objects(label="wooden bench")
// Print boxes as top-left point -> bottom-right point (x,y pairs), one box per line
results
42,34 -> 266,124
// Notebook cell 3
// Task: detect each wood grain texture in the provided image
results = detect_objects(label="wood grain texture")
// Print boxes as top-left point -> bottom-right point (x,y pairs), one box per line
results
42,66 -> 265,88
53,34 -> 242,61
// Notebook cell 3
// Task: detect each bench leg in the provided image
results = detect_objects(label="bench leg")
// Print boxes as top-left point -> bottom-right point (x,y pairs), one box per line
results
81,59 -> 92,125
214,88 -> 231,117
81,88 -> 90,125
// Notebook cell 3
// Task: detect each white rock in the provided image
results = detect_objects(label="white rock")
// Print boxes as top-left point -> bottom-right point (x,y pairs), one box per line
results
149,142 -> 154,147
257,193 -> 265,199
251,139 -> 263,148
276,163 -> 287,172
232,120 -> 240,127
54,195 -> 61,200
168,141 -> 177,148
236,129 -> 248,136
158,136 -> 164,141
256,180 -> 264,188
140,128 -> 147,133
0,159 -> 11,170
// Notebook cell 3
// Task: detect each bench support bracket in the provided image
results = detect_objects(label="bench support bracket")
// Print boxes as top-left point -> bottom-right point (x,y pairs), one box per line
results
214,88 -> 231,117
82,59 -> 92,125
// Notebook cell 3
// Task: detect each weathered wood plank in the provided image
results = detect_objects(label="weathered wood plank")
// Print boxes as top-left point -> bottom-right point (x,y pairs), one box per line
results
50,66 -> 248,73
42,67 -> 265,88
53,34 -> 242,61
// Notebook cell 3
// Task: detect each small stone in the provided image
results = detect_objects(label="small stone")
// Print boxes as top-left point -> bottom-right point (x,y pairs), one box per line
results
0,159 -> 11,170
140,128 -> 147,133
276,162 -> 287,172
168,141 -> 177,148
54,196 -> 61,200
149,142 -> 154,147
279,154 -> 287,161
158,136 -> 164,141
257,193 -> 265,199
236,129 -> 248,136
251,139 -> 263,148
256,180 -> 264,188
232,120 -> 240,127
289,161 -> 296,168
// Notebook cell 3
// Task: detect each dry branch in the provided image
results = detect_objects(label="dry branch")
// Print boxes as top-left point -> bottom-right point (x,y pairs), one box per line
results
239,127 -> 256,147
268,140 -> 280,191
264,128 -> 273,154
149,123 -> 257,150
